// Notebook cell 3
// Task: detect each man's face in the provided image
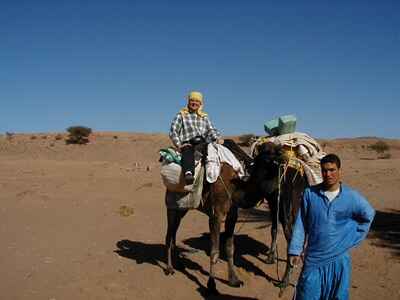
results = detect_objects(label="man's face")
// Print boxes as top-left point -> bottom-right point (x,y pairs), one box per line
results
188,99 -> 201,112
321,162 -> 341,188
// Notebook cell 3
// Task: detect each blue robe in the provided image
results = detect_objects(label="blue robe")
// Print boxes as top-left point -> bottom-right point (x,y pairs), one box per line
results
288,184 -> 375,300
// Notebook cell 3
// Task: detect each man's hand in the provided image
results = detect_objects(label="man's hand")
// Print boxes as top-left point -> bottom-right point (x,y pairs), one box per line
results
289,255 -> 300,268
217,138 -> 224,145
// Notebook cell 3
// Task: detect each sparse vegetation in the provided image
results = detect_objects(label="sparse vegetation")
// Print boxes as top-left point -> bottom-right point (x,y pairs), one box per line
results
55,134 -> 63,141
5,132 -> 14,140
380,153 -> 392,159
119,205 -> 134,217
66,126 -> 92,145
368,140 -> 391,159
30,135 -> 37,140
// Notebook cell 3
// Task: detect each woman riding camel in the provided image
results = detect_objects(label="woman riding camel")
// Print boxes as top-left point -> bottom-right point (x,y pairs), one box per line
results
169,91 -> 222,185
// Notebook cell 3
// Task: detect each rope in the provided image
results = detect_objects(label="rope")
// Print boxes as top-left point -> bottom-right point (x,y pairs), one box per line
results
217,173 -> 263,235
217,174 -> 232,201
275,163 -> 283,282
274,160 -> 291,283
218,174 -> 244,234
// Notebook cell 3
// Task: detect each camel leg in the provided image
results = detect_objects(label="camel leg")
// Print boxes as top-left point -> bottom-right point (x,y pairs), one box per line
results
207,216 -> 221,295
279,254 -> 294,290
225,206 -> 243,287
279,220 -> 294,289
165,208 -> 187,275
266,200 -> 278,264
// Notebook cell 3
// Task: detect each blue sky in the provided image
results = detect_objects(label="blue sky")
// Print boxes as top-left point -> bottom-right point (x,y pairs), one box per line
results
1,0 -> 399,138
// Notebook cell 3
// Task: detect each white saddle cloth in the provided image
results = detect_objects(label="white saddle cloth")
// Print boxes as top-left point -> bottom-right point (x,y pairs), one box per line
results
206,143 -> 245,183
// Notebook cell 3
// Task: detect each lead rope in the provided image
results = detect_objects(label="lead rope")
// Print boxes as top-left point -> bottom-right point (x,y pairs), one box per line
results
218,174 -> 231,201
275,161 -> 291,284
275,163 -> 283,282
217,174 -> 251,235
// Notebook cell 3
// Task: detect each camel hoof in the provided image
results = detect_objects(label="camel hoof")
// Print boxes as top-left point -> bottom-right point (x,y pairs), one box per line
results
265,254 -> 276,264
274,280 -> 289,289
164,267 -> 175,275
207,278 -> 219,296
228,278 -> 244,288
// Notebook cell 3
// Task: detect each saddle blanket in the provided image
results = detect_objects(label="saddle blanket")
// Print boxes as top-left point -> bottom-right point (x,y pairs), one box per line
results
206,143 -> 245,183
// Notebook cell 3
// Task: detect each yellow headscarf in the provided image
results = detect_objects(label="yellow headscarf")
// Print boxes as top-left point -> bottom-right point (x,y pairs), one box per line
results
180,91 -> 208,118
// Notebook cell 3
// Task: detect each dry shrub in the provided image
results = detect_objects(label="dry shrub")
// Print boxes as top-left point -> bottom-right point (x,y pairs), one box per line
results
368,140 -> 391,159
368,140 -> 390,154
119,205 -> 134,217
380,153 -> 392,159
66,126 -> 92,145
30,135 -> 37,140
55,134 -> 63,141
5,132 -> 14,140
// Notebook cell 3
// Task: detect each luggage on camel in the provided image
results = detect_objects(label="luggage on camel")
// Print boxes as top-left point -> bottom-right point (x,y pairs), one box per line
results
160,146 -> 205,209
159,143 -> 245,209
251,131 -> 325,186
264,114 -> 297,136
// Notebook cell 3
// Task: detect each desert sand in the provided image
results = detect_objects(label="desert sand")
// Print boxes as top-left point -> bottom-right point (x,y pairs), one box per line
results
0,132 -> 399,300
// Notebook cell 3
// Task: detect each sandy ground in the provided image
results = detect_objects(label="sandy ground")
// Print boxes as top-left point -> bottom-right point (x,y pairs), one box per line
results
0,132 -> 399,300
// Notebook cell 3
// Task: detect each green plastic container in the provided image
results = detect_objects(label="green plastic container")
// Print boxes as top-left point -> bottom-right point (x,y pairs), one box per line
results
264,118 -> 279,136
278,115 -> 297,135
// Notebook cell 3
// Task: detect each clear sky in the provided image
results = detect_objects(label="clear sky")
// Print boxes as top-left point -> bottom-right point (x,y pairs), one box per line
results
1,0 -> 399,138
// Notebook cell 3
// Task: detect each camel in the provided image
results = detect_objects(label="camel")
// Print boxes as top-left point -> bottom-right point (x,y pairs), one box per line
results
164,140 -> 253,295
240,141 -> 308,292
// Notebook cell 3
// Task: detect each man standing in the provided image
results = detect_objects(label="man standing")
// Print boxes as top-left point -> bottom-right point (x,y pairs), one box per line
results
289,153 -> 375,300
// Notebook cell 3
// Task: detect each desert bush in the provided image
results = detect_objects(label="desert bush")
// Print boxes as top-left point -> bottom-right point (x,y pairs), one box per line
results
5,132 -> 14,140
238,133 -> 256,146
30,135 -> 37,140
113,135 -> 118,139
119,205 -> 134,217
368,140 -> 390,154
54,134 -> 63,141
66,126 -> 92,145
368,140 -> 391,159
380,153 -> 392,159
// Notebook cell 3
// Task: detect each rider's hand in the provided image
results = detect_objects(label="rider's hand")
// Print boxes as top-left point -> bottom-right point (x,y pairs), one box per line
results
289,255 -> 300,268
217,138 -> 224,145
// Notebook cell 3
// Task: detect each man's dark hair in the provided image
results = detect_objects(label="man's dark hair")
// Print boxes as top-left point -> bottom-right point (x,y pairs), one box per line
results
321,153 -> 341,169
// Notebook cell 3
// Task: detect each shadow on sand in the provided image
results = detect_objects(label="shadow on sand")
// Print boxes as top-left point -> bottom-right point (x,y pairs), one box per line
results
183,232 -> 277,283
114,239 -> 259,300
370,209 -> 400,257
